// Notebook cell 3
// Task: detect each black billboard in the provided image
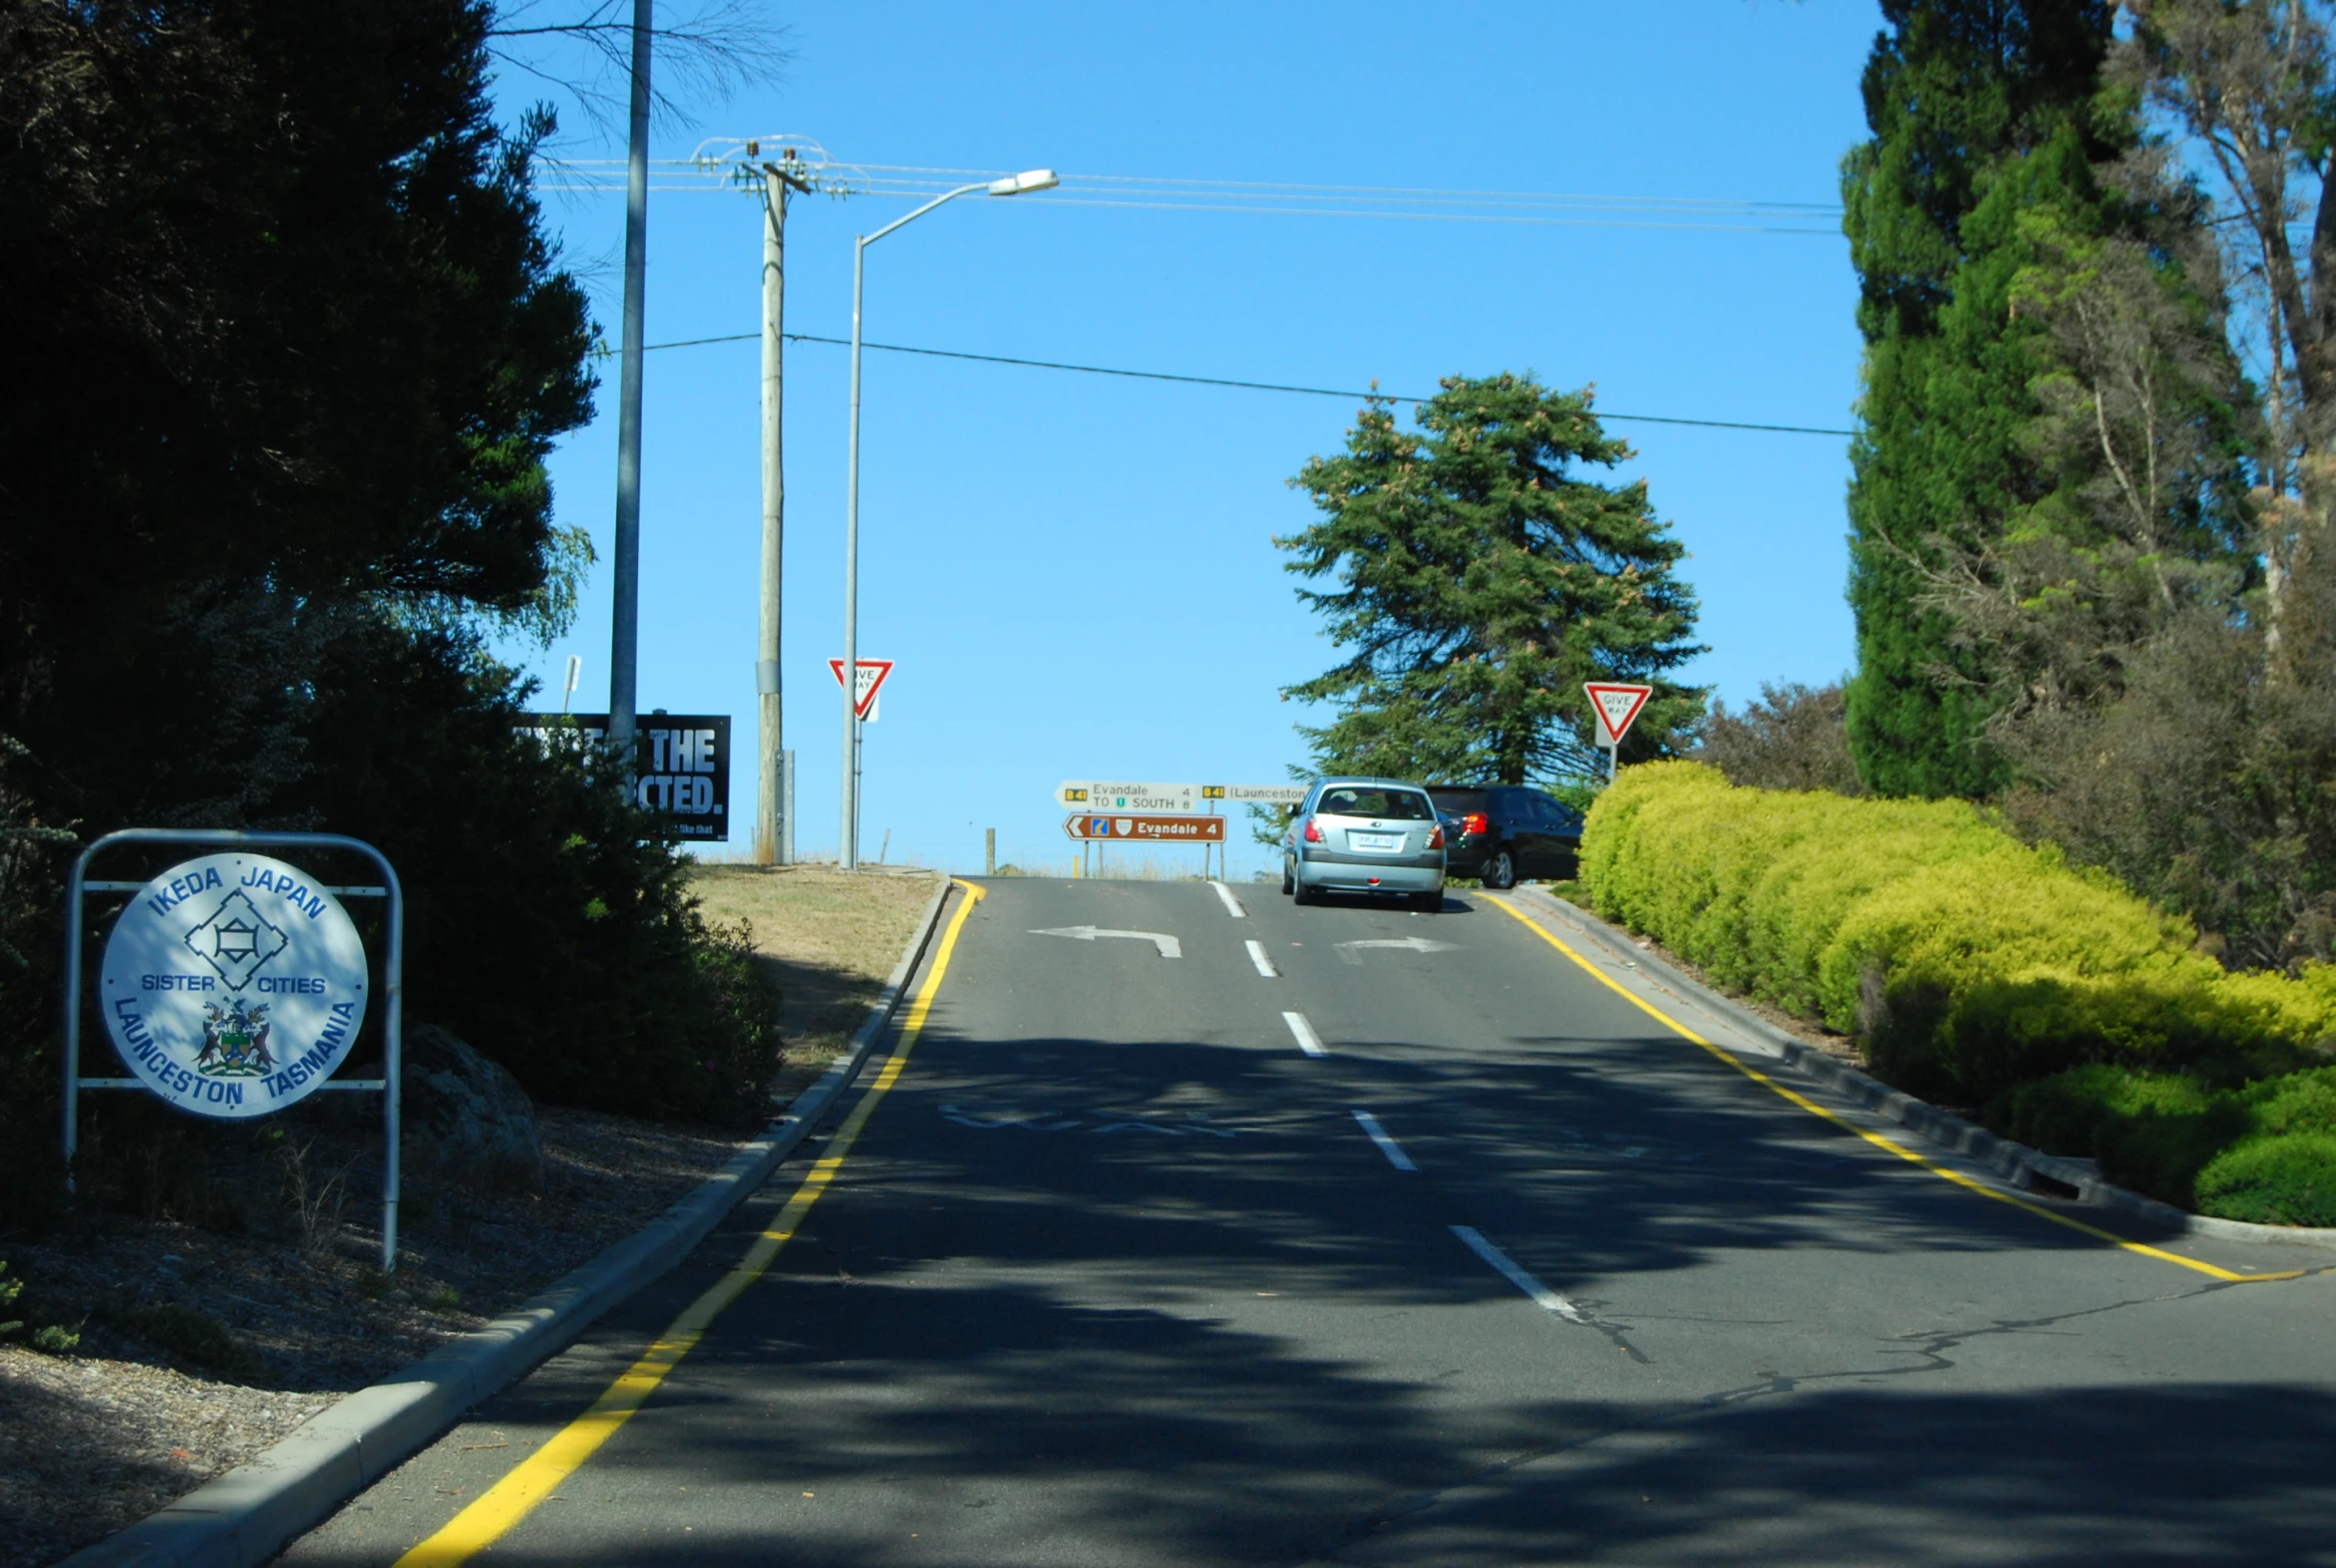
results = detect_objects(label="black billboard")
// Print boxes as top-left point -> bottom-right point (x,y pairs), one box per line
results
514,713 -> 731,842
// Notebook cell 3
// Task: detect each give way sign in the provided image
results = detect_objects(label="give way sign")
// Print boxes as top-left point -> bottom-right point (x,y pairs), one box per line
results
1584,682 -> 1654,746
829,659 -> 894,720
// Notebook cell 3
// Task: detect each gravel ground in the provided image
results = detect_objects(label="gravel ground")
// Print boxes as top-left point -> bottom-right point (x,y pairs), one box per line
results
0,1107 -> 746,1568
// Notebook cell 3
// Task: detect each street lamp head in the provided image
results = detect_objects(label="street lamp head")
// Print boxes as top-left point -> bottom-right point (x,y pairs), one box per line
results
988,168 -> 1060,196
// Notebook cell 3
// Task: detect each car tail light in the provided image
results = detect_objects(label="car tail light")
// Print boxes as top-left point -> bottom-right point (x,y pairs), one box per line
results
1302,817 -> 1323,843
1427,824 -> 1445,849
1461,812 -> 1488,835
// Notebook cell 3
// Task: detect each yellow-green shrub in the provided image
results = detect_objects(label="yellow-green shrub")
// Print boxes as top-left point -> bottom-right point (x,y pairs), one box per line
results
1579,763 -> 2336,1102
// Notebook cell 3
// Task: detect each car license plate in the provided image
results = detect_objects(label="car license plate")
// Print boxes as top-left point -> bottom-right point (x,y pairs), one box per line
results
1351,832 -> 1401,851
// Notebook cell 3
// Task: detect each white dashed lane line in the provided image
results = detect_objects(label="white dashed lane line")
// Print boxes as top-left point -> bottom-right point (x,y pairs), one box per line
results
1245,940 -> 1279,978
1351,1109 -> 1416,1170
1282,1011 -> 1327,1057
1450,1225 -> 1585,1322
1210,880 -> 1247,918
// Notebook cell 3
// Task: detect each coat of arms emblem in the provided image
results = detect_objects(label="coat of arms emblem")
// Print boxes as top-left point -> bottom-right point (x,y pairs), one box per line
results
195,998 -> 274,1077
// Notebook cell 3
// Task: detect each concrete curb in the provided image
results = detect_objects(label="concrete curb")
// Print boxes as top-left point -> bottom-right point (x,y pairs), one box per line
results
1502,885 -> 2336,1251
62,873 -> 959,1568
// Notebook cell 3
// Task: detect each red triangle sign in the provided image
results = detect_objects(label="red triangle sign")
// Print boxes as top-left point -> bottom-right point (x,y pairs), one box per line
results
1583,682 -> 1654,746
829,658 -> 895,720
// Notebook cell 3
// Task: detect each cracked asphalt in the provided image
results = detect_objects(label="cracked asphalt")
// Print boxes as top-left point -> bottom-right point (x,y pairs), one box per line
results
283,879 -> 2336,1566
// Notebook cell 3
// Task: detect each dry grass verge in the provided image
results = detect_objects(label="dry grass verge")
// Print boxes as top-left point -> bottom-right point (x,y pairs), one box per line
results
686,864 -> 944,1100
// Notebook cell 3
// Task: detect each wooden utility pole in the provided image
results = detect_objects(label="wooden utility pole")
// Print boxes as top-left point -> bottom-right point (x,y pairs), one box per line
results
757,152 -> 813,862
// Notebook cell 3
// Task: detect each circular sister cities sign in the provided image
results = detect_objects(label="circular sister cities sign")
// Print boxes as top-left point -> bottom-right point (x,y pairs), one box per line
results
99,853 -> 370,1119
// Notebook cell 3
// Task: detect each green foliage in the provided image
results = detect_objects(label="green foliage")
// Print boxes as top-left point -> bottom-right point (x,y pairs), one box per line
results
1579,763 -> 2336,1105
1840,2 -> 2127,796
1277,374 -> 1704,784
0,0 -> 781,1205
2195,1135 -> 2336,1228
0,1259 -> 79,1353
1999,1064 -> 2336,1224
1991,572 -> 2336,973
290,619 -> 783,1121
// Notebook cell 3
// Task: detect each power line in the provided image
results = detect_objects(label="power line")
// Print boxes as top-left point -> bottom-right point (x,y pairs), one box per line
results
600,330 -> 1854,437
547,157 -> 1846,236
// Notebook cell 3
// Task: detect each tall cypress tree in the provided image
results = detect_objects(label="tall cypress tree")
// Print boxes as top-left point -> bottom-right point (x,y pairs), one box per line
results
1840,0 -> 2123,796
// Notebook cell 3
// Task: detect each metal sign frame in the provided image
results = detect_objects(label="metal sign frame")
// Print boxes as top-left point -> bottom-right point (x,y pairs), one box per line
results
62,829 -> 406,1273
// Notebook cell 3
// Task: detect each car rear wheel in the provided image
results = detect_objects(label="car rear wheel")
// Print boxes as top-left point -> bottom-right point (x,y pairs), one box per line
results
1293,875 -> 1319,906
1281,858 -> 1295,895
1483,846 -> 1517,890
1412,890 -> 1441,913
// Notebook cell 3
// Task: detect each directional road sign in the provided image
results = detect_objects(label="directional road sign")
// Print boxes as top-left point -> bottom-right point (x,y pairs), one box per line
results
1058,781 -> 1308,809
830,658 -> 894,720
1062,813 -> 1227,843
1584,682 -> 1655,746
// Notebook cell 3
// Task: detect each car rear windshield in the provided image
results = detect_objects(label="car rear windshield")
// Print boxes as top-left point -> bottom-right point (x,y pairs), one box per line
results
1317,786 -> 1434,820
1427,788 -> 1488,815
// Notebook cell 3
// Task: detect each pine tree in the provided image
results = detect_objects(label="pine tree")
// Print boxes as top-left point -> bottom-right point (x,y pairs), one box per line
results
1840,0 -> 2124,796
1278,375 -> 1704,784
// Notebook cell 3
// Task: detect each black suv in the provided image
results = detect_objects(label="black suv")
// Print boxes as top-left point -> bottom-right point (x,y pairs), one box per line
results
1427,784 -> 1583,888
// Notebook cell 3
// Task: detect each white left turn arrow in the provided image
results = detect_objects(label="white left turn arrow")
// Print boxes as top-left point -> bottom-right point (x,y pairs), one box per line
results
1030,925 -> 1183,959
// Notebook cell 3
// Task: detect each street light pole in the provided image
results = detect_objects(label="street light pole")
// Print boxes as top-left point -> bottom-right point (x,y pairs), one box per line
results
838,168 -> 1057,870
607,0 -> 655,754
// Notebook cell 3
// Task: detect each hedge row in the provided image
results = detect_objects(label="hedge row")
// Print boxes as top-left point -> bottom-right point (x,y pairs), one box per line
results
1997,1065 -> 2336,1224
1577,763 -> 2336,1222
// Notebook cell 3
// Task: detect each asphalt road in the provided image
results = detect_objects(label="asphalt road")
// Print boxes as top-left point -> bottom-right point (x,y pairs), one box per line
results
284,878 -> 2336,1566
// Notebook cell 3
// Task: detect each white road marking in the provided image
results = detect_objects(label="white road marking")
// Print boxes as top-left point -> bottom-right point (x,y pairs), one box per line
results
1028,925 -> 1183,958
1334,936 -> 1459,965
1449,1225 -> 1585,1322
1281,1011 -> 1327,1057
1351,1109 -> 1417,1170
1244,939 -> 1279,977
1210,880 -> 1247,918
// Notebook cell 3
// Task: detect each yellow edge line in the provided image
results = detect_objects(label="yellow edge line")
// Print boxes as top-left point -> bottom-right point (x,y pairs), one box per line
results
1485,895 -> 2297,1286
395,880 -> 988,1568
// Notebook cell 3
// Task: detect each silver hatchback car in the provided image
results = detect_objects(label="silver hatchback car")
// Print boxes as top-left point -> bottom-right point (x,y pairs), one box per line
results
1280,777 -> 1447,912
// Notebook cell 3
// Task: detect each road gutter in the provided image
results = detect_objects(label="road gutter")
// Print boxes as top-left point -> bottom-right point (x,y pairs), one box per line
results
64,873 -> 961,1568
1502,885 -> 2336,1250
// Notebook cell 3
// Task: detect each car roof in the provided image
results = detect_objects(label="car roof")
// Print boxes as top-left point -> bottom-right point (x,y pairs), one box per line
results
1309,776 -> 1432,790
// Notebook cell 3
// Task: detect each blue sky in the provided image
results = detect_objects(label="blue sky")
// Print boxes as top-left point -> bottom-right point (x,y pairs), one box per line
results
495,2 -> 1883,877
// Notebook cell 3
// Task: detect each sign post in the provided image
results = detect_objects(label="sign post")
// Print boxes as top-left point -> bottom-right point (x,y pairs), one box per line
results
831,661 -> 892,867
1583,683 -> 1655,782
